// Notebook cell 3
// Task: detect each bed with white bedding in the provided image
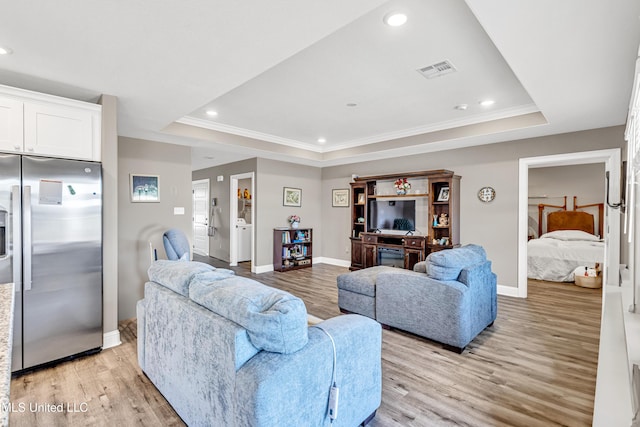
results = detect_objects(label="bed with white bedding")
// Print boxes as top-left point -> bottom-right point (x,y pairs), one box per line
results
528,197 -> 605,282
527,230 -> 604,282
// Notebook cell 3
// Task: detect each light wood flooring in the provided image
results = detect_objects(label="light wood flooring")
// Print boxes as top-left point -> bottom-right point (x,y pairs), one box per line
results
8,259 -> 602,426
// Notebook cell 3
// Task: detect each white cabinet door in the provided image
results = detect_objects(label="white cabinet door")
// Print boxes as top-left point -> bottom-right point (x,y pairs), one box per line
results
24,102 -> 95,160
0,97 -> 24,153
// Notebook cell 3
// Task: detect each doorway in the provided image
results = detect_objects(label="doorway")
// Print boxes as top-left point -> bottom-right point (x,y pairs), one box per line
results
192,179 -> 210,256
229,172 -> 255,270
518,149 -> 621,297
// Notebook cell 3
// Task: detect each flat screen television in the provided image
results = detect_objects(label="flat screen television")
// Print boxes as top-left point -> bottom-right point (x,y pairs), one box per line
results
368,199 -> 416,232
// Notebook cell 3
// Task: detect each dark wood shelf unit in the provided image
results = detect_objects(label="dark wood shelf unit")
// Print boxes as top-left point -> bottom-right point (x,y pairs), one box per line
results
348,170 -> 460,270
428,172 -> 460,251
273,228 -> 313,272
368,194 -> 429,199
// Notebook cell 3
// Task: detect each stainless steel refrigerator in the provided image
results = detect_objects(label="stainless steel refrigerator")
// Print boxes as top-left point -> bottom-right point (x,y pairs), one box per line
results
0,154 -> 102,372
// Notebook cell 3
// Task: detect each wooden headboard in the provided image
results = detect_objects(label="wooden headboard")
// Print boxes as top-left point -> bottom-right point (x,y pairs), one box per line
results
538,196 -> 604,237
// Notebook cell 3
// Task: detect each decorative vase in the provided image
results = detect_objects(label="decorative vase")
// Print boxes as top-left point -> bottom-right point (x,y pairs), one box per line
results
433,215 -> 438,227
396,189 -> 406,195
291,221 -> 299,229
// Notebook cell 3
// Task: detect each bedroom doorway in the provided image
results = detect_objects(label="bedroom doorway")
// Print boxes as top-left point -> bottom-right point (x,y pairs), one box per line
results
518,149 -> 621,298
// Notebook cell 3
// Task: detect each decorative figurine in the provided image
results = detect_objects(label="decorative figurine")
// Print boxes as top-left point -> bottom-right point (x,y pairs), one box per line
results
433,214 -> 438,227
439,213 -> 449,226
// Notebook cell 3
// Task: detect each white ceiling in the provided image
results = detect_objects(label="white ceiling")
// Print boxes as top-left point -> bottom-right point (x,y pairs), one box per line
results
0,0 -> 638,171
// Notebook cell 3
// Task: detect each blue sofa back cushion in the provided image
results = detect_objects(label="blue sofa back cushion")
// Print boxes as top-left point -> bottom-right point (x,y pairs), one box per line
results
148,260 -> 218,296
189,275 -> 308,354
426,244 -> 487,282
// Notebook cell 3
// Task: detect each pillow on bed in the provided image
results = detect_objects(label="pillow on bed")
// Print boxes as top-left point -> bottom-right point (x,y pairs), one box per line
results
539,230 -> 600,241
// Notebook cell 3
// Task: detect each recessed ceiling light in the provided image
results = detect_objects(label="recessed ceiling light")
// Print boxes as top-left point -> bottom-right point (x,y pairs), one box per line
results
317,138 -> 327,144
454,104 -> 468,111
205,110 -> 218,117
384,12 -> 407,27
479,100 -> 495,107
0,46 -> 13,55
346,103 -> 358,107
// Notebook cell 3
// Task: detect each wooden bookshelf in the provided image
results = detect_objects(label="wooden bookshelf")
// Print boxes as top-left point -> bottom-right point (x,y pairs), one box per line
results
273,228 -> 313,272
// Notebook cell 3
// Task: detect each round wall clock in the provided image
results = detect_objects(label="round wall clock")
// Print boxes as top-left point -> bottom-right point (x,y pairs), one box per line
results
478,186 -> 496,202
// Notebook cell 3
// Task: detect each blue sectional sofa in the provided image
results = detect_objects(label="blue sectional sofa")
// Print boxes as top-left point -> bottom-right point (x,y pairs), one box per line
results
138,260 -> 382,427
337,245 -> 497,352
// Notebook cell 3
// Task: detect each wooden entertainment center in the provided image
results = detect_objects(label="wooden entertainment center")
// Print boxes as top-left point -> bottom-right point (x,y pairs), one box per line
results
349,170 -> 460,270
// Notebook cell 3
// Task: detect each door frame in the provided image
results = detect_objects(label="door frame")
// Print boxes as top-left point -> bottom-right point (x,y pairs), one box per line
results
518,148 -> 621,297
229,172 -> 255,270
192,178 -> 210,256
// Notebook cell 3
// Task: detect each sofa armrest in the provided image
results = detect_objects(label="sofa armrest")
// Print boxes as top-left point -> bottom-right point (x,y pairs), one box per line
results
376,270 -> 471,347
136,299 -> 146,371
234,314 -> 381,427
459,261 -> 498,330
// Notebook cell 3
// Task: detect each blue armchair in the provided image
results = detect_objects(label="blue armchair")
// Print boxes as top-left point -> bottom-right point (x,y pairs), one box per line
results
338,244 -> 497,352
163,228 -> 190,261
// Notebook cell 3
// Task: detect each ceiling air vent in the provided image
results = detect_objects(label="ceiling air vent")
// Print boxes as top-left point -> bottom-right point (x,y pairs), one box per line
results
417,60 -> 457,79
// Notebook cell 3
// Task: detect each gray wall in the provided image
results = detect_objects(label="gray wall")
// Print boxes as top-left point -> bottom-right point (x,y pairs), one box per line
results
255,158 -> 322,268
321,126 -> 625,287
192,158 -> 257,262
192,158 -> 322,269
118,137 -> 192,320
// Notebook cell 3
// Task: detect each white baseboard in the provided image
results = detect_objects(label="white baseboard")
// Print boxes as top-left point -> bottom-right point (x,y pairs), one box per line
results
254,264 -> 274,274
256,257 -> 350,273
497,285 -> 521,298
103,329 -> 121,349
314,257 -> 351,268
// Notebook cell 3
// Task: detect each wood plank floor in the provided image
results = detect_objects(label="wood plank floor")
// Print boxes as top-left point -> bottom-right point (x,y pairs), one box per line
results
8,259 -> 602,426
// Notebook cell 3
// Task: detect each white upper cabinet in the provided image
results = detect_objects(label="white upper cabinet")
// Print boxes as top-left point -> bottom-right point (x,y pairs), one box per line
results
0,85 -> 101,161
0,97 -> 24,153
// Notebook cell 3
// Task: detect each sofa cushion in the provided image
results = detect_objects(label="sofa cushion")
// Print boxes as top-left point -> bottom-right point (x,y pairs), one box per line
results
189,275 -> 308,354
148,260 -> 218,296
413,261 -> 428,274
426,244 -> 487,281
337,266 -> 397,297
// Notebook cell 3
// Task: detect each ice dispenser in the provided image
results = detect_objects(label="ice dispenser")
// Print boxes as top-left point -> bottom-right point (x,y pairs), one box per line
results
0,210 -> 6,257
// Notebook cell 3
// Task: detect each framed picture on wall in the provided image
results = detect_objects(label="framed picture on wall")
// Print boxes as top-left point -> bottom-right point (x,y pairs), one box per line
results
283,187 -> 302,207
332,189 -> 349,207
130,174 -> 160,202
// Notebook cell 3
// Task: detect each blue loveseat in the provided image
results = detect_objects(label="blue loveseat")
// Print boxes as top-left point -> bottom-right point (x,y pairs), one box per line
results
338,244 -> 497,352
138,261 -> 381,427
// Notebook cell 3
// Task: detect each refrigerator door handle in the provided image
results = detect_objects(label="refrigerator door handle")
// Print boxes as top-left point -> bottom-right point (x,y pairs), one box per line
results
11,185 -> 21,292
23,185 -> 31,291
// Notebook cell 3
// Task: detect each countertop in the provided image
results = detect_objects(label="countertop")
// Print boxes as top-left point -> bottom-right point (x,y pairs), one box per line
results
0,283 -> 14,427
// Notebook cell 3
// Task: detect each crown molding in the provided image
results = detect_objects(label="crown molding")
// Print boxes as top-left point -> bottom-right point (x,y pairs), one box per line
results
323,104 -> 540,152
176,116 -> 323,152
178,103 -> 539,155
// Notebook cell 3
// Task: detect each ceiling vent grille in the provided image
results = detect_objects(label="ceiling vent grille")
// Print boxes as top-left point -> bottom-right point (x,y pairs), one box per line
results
417,60 -> 457,79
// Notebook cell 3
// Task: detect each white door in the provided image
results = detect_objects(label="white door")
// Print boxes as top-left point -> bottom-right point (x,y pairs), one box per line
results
192,179 -> 210,256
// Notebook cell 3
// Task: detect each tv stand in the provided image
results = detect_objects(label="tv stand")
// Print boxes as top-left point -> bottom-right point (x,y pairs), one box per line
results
359,232 -> 427,270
